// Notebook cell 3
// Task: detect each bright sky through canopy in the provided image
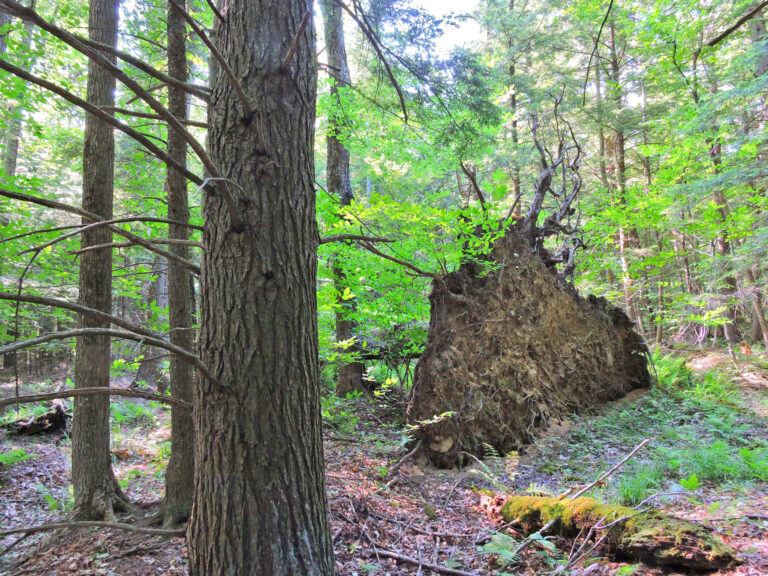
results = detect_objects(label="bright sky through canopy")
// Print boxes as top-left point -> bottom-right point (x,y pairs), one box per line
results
416,0 -> 482,54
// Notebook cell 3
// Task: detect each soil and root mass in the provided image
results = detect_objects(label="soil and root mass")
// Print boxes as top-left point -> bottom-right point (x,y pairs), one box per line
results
409,231 -> 651,467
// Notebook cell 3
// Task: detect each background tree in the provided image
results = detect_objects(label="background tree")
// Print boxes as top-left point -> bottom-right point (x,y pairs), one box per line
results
71,0 -> 129,520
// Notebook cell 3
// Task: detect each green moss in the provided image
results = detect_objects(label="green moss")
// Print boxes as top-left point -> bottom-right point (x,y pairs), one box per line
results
499,495 -> 739,570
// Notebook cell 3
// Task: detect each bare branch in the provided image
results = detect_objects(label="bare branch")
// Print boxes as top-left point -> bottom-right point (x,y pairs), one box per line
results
707,0 -> 768,47
360,242 -> 437,279
459,161 -> 487,212
82,38 -> 209,100
0,217 -> 201,247
319,234 -> 392,244
0,291 -> 159,339
202,0 -> 224,22
0,521 -> 185,539
0,0 -> 243,231
69,238 -> 203,255
0,388 -> 191,411
168,0 -> 252,116
102,106 -> 208,129
281,9 -> 312,71
0,58 -> 202,186
0,328 -> 218,386
581,0 -> 614,106
0,189 -> 201,274
334,0 -> 408,122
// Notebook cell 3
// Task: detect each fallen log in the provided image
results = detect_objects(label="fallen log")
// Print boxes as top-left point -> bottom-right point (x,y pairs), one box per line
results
498,495 -> 739,571
3,400 -> 68,435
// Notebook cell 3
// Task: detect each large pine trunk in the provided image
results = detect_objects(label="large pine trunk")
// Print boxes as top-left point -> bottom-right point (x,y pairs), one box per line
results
408,232 -> 651,467
187,1 -> 333,574
71,0 -> 127,520
161,0 -> 195,527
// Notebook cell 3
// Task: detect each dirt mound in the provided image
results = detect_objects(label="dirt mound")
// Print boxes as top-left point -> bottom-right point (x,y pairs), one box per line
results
407,232 -> 650,467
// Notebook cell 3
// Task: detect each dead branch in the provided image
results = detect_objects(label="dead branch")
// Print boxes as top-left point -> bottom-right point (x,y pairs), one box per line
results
202,0 -> 224,22
0,291 -> 158,339
707,0 -> 768,47
0,189 -> 201,274
459,161 -> 487,211
0,387 -> 191,411
319,234 -> 393,244
558,438 -> 650,501
372,440 -> 423,494
581,0 -> 614,105
0,521 -> 185,539
360,242 -> 437,279
363,548 -> 477,576
0,328 -> 218,386
334,0 -> 408,122
81,38 -> 209,100
69,238 -> 203,255
0,58 -> 201,186
0,0 -> 243,231
281,9 -> 312,71
102,106 -> 208,129
168,0 -> 252,116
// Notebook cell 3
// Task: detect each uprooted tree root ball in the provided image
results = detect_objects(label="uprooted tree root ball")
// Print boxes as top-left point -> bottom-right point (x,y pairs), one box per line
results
498,495 -> 740,570
408,231 -> 651,467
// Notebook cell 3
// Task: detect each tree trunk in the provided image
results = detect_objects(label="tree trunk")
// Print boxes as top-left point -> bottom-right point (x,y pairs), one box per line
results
187,1 -> 334,574
321,0 -> 364,397
134,257 -> 168,391
72,0 -> 128,520
608,22 -> 642,330
507,0 -> 521,201
161,0 -> 195,527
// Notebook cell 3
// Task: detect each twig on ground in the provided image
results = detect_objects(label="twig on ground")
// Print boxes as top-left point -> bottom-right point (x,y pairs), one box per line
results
363,547 -> 478,576
558,438 -> 650,501
0,521 -> 185,539
373,440 -> 422,495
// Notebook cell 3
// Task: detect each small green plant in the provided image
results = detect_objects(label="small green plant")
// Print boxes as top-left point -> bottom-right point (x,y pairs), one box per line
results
616,464 -> 664,506
110,401 -> 155,427
479,532 -> 521,570
680,473 -> 701,491
34,482 -> 67,511
321,393 -> 360,433
0,448 -> 33,467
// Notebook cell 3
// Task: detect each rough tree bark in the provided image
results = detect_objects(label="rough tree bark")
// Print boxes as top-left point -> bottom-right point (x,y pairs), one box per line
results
161,0 -> 195,527
71,0 -> 129,520
187,1 -> 334,574
321,0 -> 364,396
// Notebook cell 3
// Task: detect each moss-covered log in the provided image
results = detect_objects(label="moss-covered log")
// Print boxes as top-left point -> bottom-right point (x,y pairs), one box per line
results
407,232 -> 650,467
499,495 -> 739,570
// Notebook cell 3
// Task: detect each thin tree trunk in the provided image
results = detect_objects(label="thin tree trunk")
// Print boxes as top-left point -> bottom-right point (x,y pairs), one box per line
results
608,22 -> 643,331
188,1 -> 333,574
321,0 -> 364,396
161,0 -> 194,527
134,257 -> 167,390
2,20 -> 32,178
507,0 -> 521,200
72,0 -> 128,520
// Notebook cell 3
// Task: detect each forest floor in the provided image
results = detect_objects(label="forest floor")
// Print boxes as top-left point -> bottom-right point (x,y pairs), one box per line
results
0,348 -> 766,576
